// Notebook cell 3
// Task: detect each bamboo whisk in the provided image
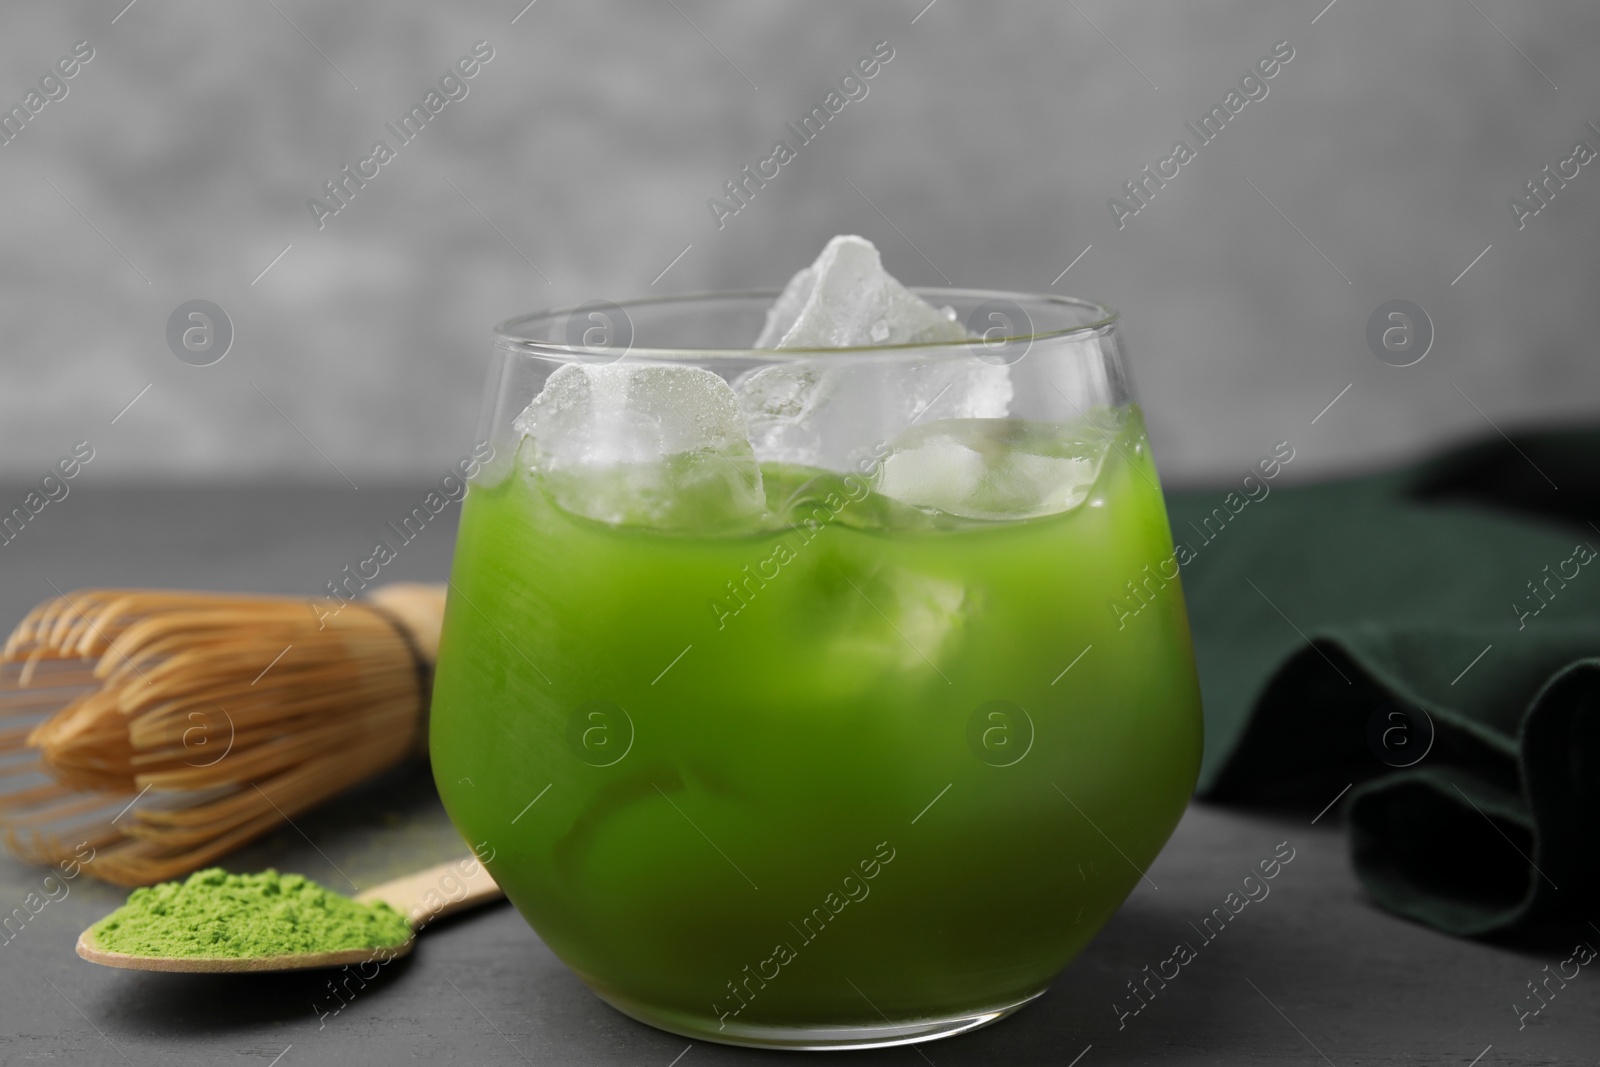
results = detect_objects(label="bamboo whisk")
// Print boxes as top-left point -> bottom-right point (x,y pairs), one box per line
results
0,584 -> 446,887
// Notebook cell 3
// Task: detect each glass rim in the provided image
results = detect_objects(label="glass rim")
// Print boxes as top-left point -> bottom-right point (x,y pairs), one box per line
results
491,288 -> 1118,363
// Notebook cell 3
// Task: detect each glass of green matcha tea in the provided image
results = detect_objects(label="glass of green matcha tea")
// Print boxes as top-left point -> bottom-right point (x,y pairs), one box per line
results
431,237 -> 1203,1050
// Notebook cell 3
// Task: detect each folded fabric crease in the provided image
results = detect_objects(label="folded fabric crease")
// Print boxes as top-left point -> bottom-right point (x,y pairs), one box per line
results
1167,425 -> 1600,937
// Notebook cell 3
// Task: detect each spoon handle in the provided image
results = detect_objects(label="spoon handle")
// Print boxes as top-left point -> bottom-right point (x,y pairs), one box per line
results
355,856 -> 504,931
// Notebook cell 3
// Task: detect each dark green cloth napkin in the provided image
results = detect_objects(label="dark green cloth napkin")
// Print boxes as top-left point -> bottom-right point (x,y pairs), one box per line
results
1166,427 -> 1600,938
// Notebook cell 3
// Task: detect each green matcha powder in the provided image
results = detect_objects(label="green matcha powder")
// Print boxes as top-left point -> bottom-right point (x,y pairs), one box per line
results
91,868 -> 412,959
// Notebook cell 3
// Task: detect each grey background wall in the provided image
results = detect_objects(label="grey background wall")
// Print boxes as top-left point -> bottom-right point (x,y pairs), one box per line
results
2,0 -> 1596,488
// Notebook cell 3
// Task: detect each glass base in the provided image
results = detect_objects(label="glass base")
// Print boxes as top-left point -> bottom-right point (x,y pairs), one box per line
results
589,984 -> 1049,1051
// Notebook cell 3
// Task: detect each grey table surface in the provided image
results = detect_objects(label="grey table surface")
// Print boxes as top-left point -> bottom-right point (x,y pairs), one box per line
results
1,485 -> 1595,1066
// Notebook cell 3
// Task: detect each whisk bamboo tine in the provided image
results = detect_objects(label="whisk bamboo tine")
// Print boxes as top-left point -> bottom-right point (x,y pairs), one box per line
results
91,817 -> 285,886
6,599 -> 61,655
4,823 -> 122,869
1,790 -> 128,826
0,689 -> 92,715
46,599 -> 103,656
0,583 -> 446,885
0,780 -> 87,811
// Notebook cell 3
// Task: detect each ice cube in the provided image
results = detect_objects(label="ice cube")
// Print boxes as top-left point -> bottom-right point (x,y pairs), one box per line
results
739,360 -> 1011,471
876,417 -> 1113,521
753,263 -> 815,349
825,565 -> 968,679
514,363 -> 765,531
741,235 -> 1010,470
775,551 -> 969,690
755,235 -> 969,349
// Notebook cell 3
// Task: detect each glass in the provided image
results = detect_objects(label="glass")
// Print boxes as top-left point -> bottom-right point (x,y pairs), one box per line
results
430,290 -> 1203,1050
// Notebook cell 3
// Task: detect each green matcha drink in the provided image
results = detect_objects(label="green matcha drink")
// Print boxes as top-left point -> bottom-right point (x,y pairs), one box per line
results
433,414 -> 1200,1038
432,241 -> 1203,1049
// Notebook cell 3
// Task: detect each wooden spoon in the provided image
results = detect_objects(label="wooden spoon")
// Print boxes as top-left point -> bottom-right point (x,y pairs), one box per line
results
75,856 -> 503,973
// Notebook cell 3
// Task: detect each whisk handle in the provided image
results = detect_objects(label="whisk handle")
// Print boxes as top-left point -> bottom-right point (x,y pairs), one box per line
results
366,583 -> 448,665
